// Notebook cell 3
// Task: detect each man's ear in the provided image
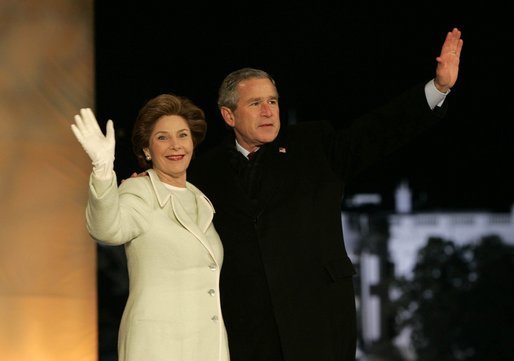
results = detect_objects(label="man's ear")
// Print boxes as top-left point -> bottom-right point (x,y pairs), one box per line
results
220,107 -> 235,127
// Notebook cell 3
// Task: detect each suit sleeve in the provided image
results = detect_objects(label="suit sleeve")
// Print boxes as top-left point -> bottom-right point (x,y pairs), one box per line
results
85,174 -> 150,245
325,82 -> 447,183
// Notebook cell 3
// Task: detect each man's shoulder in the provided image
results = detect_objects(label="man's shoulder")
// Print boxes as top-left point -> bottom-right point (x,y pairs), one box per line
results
193,142 -> 228,162
280,120 -> 334,140
286,119 -> 332,130
188,143 -> 230,180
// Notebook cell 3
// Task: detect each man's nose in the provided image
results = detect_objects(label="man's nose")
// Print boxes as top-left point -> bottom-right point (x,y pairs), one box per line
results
261,103 -> 273,116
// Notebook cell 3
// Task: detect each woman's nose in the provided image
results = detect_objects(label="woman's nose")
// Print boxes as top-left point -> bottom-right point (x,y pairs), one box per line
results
169,139 -> 181,149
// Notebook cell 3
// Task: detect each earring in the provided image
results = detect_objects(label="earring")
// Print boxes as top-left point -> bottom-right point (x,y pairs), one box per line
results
145,154 -> 151,161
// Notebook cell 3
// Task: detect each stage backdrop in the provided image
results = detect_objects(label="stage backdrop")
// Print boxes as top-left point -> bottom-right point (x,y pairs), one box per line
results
0,1 -> 97,360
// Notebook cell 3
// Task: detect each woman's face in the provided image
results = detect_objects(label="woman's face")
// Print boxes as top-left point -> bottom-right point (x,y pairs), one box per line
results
144,115 -> 193,187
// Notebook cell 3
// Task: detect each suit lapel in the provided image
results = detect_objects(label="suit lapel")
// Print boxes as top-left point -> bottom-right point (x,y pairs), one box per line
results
146,169 -> 219,262
257,141 -> 289,207
215,143 -> 261,214
169,192 -> 216,257
189,184 -> 215,234
216,137 -> 290,213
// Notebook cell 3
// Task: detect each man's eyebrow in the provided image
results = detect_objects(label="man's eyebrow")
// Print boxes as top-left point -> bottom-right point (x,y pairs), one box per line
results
246,96 -> 278,103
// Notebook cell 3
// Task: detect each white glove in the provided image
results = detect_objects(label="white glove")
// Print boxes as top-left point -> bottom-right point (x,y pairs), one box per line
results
71,108 -> 115,179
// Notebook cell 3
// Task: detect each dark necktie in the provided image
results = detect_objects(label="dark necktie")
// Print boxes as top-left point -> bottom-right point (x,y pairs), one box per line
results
228,146 -> 264,198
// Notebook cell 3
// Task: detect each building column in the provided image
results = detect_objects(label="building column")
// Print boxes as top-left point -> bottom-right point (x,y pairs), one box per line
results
0,1 -> 97,360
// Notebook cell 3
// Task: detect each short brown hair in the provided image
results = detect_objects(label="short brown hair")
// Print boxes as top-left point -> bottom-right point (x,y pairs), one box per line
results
217,67 -> 277,111
131,94 -> 207,169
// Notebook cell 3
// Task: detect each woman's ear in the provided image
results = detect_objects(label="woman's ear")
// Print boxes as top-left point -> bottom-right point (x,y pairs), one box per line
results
143,148 -> 151,160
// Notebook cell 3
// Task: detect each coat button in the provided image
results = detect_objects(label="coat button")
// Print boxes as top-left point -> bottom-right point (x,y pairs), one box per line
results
211,315 -> 219,321
209,264 -> 217,271
208,289 -> 215,296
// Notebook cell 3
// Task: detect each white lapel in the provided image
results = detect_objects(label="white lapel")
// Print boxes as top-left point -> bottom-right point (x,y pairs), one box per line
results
146,169 -> 218,261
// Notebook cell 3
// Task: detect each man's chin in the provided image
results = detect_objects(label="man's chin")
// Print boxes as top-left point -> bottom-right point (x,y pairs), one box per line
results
258,130 -> 279,143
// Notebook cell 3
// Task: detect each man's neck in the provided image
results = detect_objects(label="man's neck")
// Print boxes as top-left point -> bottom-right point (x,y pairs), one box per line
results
235,139 -> 260,158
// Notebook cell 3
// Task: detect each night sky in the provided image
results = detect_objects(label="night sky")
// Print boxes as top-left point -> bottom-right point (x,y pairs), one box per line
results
94,1 -> 513,212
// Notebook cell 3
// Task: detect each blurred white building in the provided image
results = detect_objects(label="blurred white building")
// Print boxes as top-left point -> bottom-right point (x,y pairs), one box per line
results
342,181 -> 514,360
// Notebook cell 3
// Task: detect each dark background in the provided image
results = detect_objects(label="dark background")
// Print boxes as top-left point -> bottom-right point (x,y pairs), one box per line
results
93,1 -> 513,358
94,1 -> 513,212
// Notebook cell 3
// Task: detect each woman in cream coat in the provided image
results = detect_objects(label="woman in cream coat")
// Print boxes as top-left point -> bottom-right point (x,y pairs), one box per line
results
71,94 -> 229,361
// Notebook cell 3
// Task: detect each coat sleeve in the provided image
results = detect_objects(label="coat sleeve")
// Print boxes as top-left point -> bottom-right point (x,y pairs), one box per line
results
85,174 -> 151,245
324,82 -> 447,183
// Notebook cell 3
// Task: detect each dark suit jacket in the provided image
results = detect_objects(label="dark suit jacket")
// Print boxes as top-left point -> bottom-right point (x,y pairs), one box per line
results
188,83 -> 446,361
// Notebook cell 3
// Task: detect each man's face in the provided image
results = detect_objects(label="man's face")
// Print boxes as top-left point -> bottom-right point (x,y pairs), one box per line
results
221,77 -> 280,151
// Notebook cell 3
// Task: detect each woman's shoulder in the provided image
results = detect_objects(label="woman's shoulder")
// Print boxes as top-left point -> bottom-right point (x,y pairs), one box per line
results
118,172 -> 152,194
186,181 -> 215,211
185,181 -> 208,197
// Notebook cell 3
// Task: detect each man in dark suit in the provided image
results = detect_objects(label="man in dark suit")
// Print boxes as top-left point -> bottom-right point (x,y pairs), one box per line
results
188,28 -> 463,361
